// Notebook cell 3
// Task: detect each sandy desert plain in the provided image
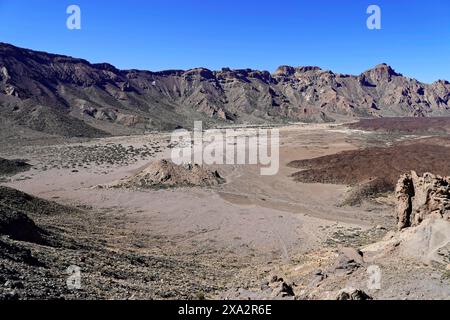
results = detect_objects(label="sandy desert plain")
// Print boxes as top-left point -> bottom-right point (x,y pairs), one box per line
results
1,118 -> 450,300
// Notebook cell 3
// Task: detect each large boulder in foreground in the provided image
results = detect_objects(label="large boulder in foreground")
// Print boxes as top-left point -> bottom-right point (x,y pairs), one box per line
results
396,171 -> 450,230
363,217 -> 450,265
107,159 -> 225,189
363,171 -> 450,265
336,288 -> 373,300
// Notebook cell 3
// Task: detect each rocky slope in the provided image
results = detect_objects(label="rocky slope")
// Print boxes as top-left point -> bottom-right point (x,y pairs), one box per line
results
1,42 -> 450,137
226,172 -> 450,300
0,186 -> 239,300
0,158 -> 30,176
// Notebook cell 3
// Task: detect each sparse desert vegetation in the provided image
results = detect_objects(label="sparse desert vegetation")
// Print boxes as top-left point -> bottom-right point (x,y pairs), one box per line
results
1,119 -> 449,300
0,42 -> 450,301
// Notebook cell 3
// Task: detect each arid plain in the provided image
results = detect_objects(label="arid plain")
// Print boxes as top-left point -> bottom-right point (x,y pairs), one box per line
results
2,119 -> 449,300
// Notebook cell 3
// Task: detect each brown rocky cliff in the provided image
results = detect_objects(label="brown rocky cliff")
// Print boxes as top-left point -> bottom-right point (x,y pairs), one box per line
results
396,171 -> 450,230
1,42 -> 450,137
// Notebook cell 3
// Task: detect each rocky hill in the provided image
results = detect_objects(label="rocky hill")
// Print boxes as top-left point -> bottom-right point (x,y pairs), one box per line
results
1,42 -> 450,137
103,159 -> 225,189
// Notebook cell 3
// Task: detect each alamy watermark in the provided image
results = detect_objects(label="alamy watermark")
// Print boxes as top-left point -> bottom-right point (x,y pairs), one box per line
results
367,5 -> 381,30
367,265 -> 382,290
66,5 -> 81,30
65,5 -> 380,31
170,121 -> 279,175
66,265 -> 82,290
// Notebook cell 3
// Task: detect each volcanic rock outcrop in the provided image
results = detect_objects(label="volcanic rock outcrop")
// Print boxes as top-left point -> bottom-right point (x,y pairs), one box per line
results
363,172 -> 450,265
106,159 -> 225,189
396,171 -> 450,230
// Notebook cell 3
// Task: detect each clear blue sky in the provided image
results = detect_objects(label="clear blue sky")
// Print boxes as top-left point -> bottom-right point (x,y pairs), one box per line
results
0,0 -> 449,83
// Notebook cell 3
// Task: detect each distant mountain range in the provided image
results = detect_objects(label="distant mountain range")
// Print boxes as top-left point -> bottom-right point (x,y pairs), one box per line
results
0,42 -> 449,137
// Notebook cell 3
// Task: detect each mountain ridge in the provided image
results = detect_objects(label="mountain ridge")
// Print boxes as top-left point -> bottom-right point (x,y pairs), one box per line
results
1,42 -> 449,137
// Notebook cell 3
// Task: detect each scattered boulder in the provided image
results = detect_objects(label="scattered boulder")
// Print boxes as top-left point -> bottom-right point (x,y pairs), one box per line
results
332,247 -> 364,275
4,280 -> 24,289
336,288 -> 373,300
106,159 -> 225,189
270,275 -> 284,283
266,275 -> 295,298
339,247 -> 364,264
271,281 -> 295,298
278,282 -> 295,297
308,269 -> 328,288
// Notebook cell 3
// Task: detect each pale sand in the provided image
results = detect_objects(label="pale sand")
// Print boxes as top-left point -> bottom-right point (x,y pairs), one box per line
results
4,123 -> 389,265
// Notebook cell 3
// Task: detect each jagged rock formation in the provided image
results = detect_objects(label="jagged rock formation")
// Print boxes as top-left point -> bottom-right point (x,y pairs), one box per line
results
396,171 -> 450,230
103,159 -> 225,189
362,172 -> 450,266
1,42 -> 450,137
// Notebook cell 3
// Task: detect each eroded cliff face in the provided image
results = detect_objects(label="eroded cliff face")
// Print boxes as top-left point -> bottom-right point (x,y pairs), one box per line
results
359,171 -> 450,267
1,42 -> 450,137
396,171 -> 450,230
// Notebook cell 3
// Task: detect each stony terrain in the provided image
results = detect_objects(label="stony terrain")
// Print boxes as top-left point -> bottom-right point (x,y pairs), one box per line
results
288,137 -> 450,195
2,42 -> 450,301
0,186 -> 247,300
1,119 -> 449,300
0,158 -> 30,176
222,171 -> 450,300
1,42 -> 450,140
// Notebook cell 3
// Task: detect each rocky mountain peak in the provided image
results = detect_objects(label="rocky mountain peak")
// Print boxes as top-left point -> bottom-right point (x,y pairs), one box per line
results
273,65 -> 322,77
373,63 -> 399,74
182,68 -> 215,80
433,79 -> 450,87
361,63 -> 401,83
295,66 -> 322,73
273,65 -> 296,77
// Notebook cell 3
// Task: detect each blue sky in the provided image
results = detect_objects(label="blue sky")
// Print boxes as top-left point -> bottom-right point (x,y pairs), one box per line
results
0,0 -> 449,83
